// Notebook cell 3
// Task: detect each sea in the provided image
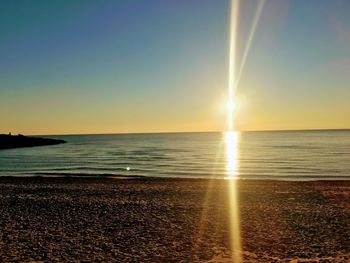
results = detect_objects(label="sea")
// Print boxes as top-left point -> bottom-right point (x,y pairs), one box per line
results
0,130 -> 349,180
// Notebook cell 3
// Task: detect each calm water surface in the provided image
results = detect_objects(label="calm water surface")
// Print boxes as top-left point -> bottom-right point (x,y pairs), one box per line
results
0,130 -> 349,180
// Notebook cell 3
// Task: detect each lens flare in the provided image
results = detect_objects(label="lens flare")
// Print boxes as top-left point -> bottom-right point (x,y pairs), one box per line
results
227,0 -> 239,133
225,0 -> 264,261
225,131 -> 239,179
225,131 -> 241,262
226,0 -> 241,260
235,0 -> 265,89
226,100 -> 236,114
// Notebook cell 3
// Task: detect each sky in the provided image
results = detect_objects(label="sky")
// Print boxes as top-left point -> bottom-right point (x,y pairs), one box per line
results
0,0 -> 349,135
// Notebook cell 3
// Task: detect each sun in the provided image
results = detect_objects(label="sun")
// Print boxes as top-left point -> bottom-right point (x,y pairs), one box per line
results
226,99 -> 236,114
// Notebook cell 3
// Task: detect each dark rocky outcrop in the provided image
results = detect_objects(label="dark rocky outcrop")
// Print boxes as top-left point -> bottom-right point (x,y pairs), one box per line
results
0,134 -> 66,150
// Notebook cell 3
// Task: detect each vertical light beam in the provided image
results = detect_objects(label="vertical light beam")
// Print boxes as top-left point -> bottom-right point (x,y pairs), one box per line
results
226,1 -> 241,262
235,0 -> 265,93
226,0 -> 264,261
227,0 -> 239,132
225,130 -> 241,263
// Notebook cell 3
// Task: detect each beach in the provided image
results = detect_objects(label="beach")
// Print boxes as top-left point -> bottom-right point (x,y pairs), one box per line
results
0,177 -> 349,262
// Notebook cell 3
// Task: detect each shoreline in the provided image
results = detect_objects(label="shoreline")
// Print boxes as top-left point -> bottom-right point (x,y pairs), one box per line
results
23,128 -> 350,137
1,174 -> 350,182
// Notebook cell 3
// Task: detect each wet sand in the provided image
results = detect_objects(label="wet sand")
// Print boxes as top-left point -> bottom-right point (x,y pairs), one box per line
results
0,177 -> 349,262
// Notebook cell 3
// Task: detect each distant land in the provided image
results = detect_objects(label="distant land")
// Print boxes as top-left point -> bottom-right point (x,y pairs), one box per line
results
0,134 -> 66,150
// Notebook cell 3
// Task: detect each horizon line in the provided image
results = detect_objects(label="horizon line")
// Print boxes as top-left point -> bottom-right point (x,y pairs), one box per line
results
14,127 -> 350,137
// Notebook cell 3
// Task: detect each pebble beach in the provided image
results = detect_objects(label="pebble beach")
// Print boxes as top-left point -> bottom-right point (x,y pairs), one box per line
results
0,177 -> 349,262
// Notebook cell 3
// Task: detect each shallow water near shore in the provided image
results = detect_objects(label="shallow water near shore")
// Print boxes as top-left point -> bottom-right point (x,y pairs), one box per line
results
0,130 -> 350,180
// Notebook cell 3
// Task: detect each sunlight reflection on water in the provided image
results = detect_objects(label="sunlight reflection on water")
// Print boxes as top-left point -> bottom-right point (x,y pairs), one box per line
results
225,131 -> 242,262
225,131 -> 240,179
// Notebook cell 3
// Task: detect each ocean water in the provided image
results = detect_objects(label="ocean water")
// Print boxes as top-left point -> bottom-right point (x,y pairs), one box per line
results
0,130 -> 349,180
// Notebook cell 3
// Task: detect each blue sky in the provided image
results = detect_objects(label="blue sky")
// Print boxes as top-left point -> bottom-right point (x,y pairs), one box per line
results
0,0 -> 349,134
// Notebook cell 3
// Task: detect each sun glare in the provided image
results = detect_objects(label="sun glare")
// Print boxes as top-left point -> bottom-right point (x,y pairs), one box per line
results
225,0 -> 241,260
225,131 -> 239,179
225,0 -> 265,260
226,99 -> 236,114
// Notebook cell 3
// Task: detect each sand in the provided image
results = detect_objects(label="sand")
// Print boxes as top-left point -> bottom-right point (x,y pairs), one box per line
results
0,177 -> 349,262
